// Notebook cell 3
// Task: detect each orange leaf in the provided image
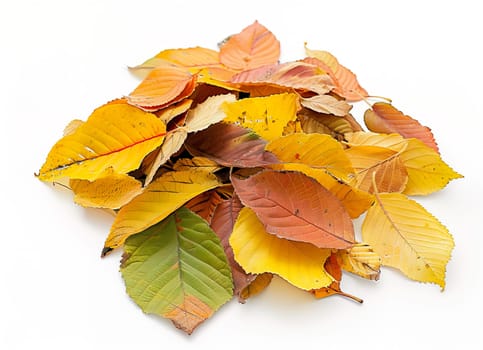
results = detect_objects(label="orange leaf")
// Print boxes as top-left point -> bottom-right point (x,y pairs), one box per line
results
231,170 -> 354,249
219,21 -> 280,71
127,65 -> 196,111
364,102 -> 439,153
185,190 -> 224,224
304,46 -> 368,101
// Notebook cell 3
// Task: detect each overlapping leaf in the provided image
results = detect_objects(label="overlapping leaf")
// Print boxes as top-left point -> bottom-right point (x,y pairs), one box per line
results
37,103 -> 166,182
230,207 -> 333,290
103,168 -> 220,254
121,207 -> 233,334
231,170 -> 355,249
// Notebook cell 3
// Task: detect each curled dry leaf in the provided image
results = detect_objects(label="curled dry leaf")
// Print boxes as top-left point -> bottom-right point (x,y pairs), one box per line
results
37,21 -> 462,335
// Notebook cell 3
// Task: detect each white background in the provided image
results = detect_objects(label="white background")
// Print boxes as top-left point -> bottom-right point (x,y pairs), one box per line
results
1,0 -> 482,349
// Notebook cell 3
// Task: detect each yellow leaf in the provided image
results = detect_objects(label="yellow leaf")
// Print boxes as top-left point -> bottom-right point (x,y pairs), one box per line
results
70,174 -> 142,209
222,93 -> 299,141
37,104 -> 166,182
103,168 -> 220,254
362,192 -> 455,289
300,94 -> 352,116
230,207 -> 333,290
338,242 -> 381,280
400,138 -> 463,195
185,94 -> 236,132
345,145 -> 408,193
266,133 -> 354,182
173,157 -> 220,172
344,131 -> 408,152
63,119 -> 84,136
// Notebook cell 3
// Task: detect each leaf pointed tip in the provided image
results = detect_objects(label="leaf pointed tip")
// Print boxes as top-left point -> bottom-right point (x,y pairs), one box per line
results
101,246 -> 113,258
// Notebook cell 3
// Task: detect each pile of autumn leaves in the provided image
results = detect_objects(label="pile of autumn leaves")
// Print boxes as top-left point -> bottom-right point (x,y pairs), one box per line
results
37,21 -> 462,334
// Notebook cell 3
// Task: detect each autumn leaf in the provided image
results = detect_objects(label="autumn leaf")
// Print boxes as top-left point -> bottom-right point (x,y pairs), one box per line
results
230,207 -> 333,290
185,190 -> 224,224
231,61 -> 334,95
127,65 -> 197,111
103,168 -> 220,254
266,133 -> 354,181
219,21 -> 280,71
400,138 -> 463,195
129,46 -> 220,78
231,170 -> 355,249
121,207 -> 233,334
300,94 -> 352,116
298,109 -> 363,140
364,102 -> 439,153
37,103 -> 166,182
345,145 -> 408,193
222,93 -> 300,141
210,196 -> 271,302
362,192 -> 454,289
70,174 -> 142,209
173,156 -> 220,172
304,46 -> 368,101
155,98 -> 192,123
338,242 -> 381,281
184,94 -> 236,132
344,131 -> 408,152
185,122 -> 278,168
311,253 -> 363,303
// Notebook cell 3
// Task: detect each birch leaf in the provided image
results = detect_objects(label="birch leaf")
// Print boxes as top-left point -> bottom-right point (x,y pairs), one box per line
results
103,168 -> 220,254
230,207 -> 333,290
37,104 -> 166,182
362,192 -> 455,289
121,207 -> 233,335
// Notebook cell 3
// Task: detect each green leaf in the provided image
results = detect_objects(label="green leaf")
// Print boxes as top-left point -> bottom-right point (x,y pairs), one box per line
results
120,207 -> 234,334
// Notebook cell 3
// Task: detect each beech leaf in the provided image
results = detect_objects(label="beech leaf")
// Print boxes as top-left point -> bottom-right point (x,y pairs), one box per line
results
37,104 -> 166,182
127,65 -> 196,111
70,174 -> 142,209
362,192 -> 455,289
103,168 -> 220,254
364,102 -> 439,152
230,207 -> 333,290
219,21 -> 280,71
400,138 -> 463,195
222,92 -> 300,141
338,242 -> 382,281
231,170 -> 355,249
185,122 -> 278,168
121,207 -> 233,334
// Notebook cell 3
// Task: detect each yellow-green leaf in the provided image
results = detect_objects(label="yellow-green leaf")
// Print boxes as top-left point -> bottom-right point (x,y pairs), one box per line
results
230,207 -> 333,290
121,207 -> 233,335
103,168 -> 220,254
37,104 -> 166,182
222,93 -> 299,141
362,192 -> 455,289
400,138 -> 463,195
70,174 -> 142,209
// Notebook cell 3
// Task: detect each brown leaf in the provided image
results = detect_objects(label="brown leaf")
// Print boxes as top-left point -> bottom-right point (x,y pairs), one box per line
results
185,190 -> 224,224
185,123 -> 279,168
231,170 -> 355,249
